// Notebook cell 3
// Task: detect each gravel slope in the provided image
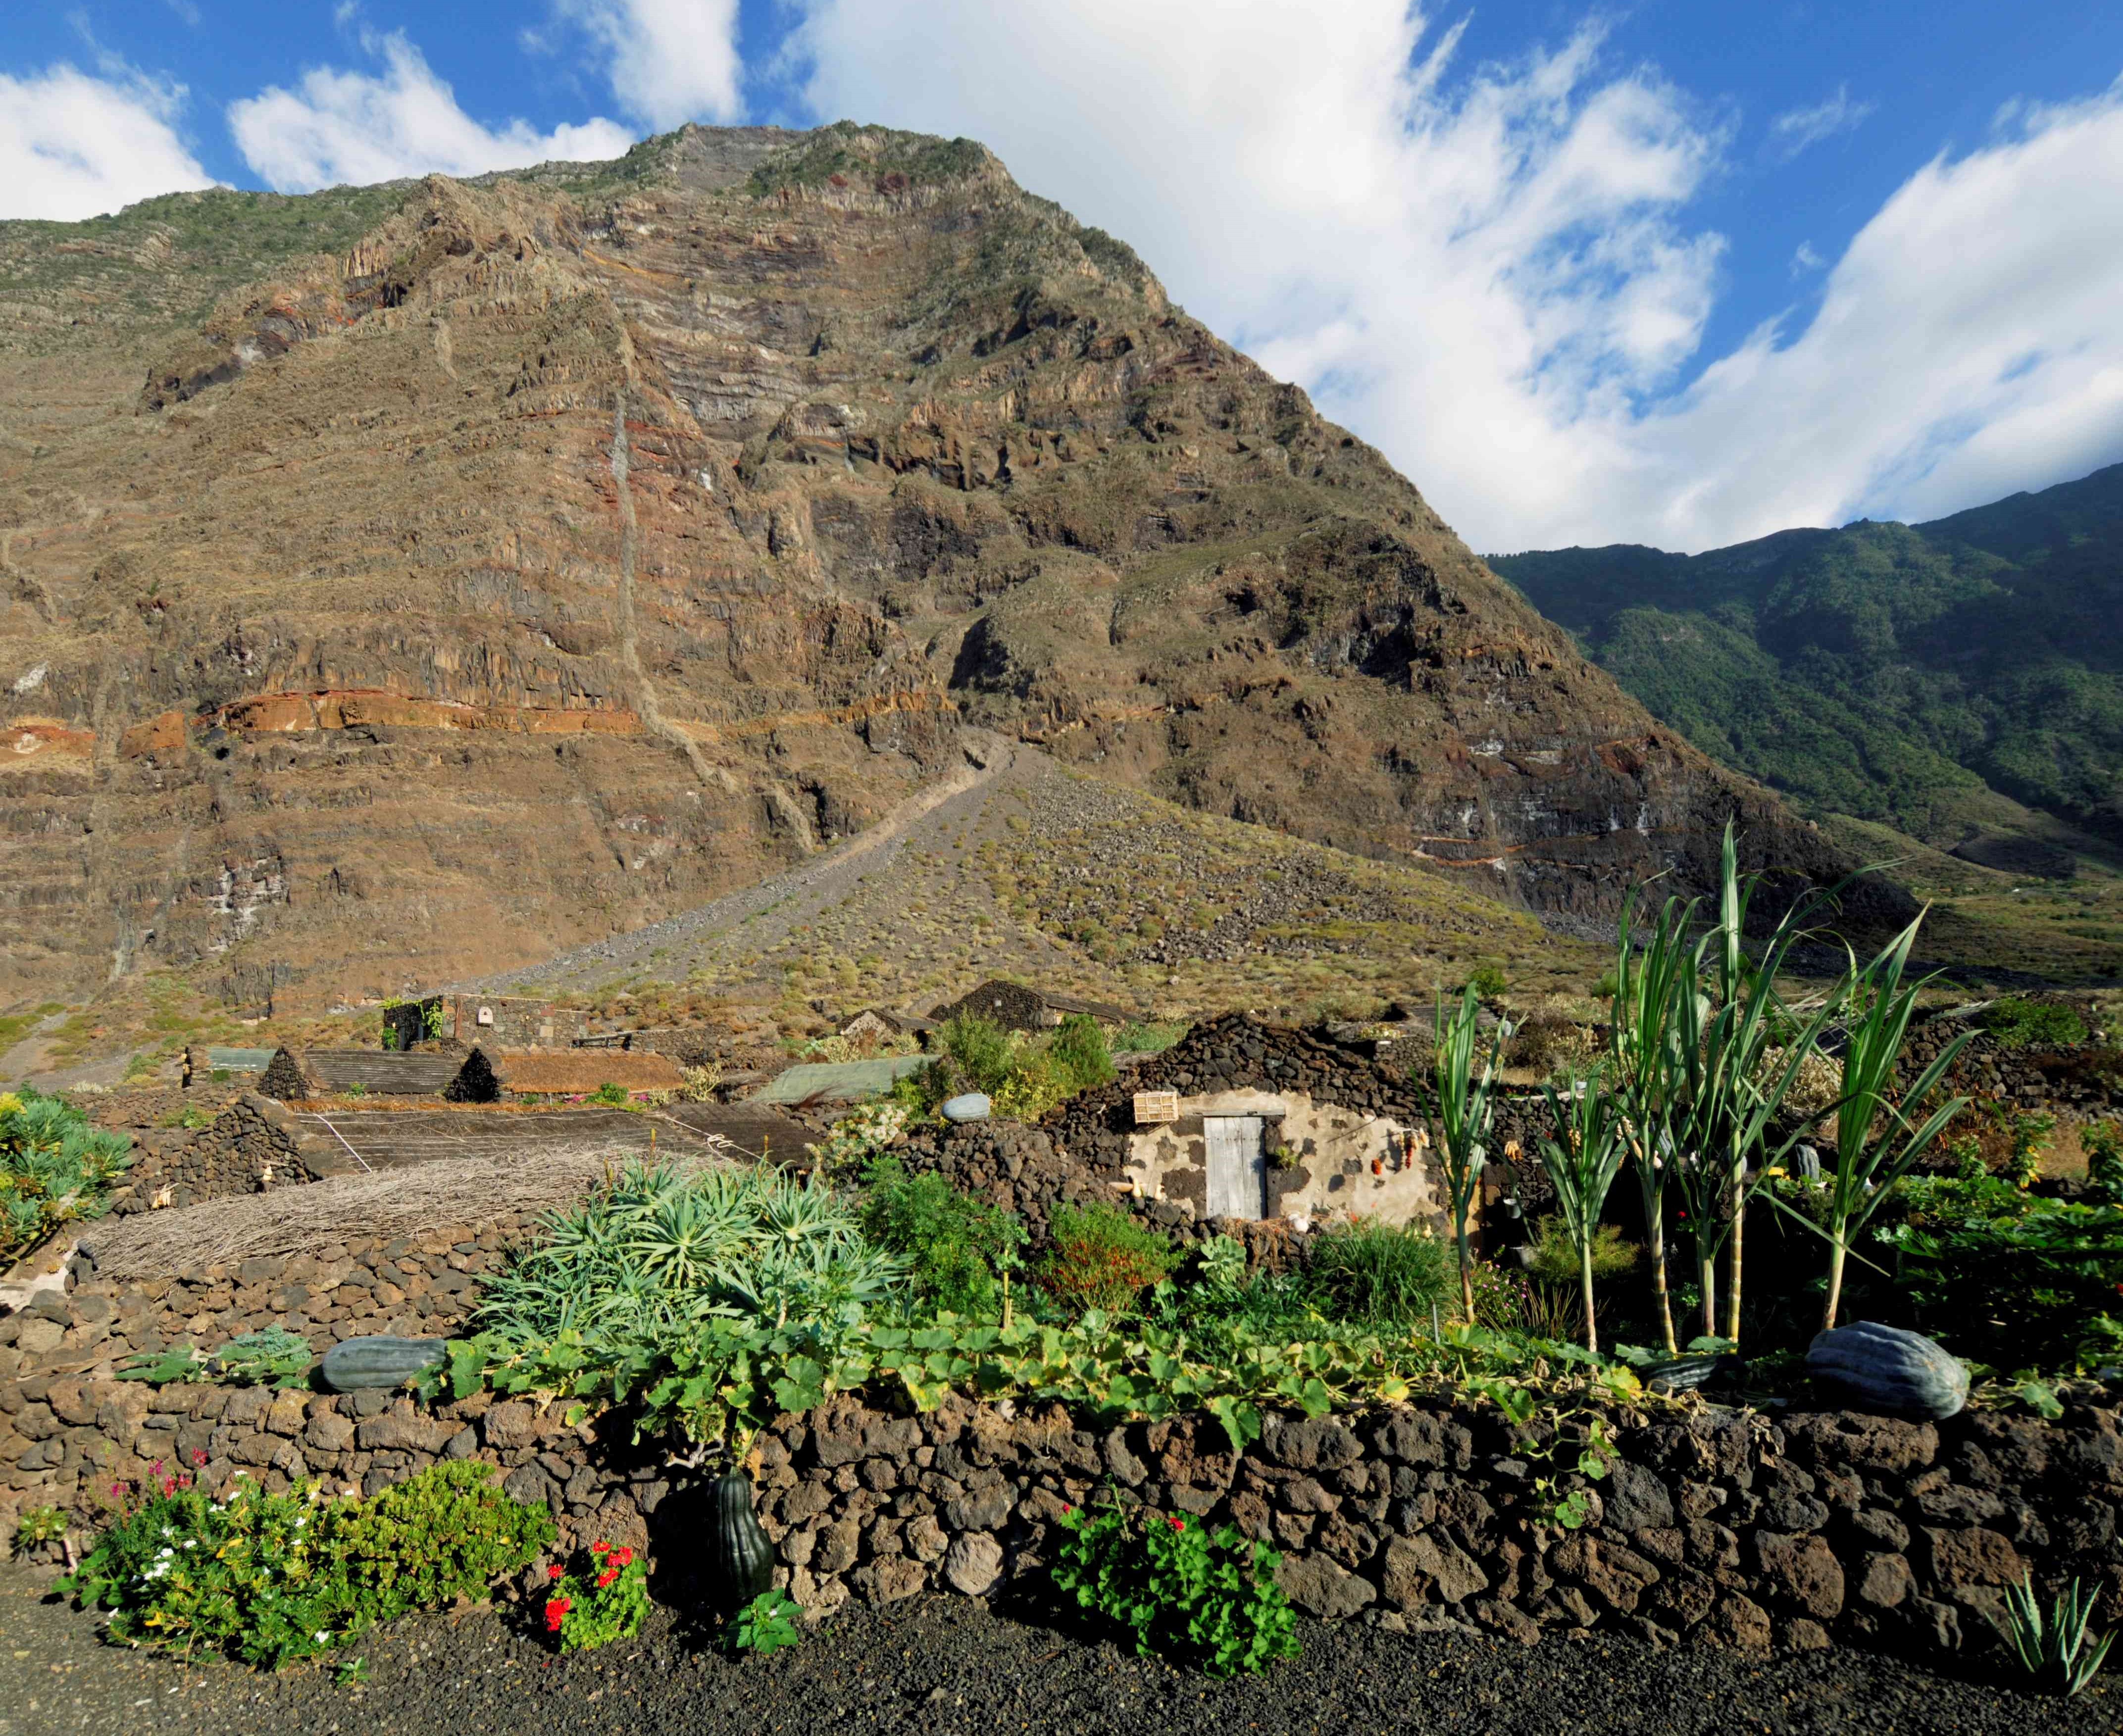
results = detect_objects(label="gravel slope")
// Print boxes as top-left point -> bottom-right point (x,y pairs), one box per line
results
2,1567 -> 2113,1736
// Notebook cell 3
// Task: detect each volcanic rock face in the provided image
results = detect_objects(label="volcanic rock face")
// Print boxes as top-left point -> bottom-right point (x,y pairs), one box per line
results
0,123 -> 1875,1007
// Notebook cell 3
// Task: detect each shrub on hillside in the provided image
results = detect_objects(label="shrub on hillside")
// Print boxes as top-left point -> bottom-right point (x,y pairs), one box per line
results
1984,998 -> 2088,1051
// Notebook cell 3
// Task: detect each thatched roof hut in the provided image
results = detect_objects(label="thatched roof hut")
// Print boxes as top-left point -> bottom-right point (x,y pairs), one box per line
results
257,1047 -> 461,1101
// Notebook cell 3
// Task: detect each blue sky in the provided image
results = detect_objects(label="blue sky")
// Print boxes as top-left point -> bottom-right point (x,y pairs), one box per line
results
5,2 -> 2122,552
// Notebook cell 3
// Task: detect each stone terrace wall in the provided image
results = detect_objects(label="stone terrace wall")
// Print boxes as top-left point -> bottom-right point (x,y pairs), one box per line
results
112,1094 -> 319,1214
3,1239 -> 2120,1667
1902,1014 -> 2122,1123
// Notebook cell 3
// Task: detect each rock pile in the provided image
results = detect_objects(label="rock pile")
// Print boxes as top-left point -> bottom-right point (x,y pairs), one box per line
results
113,1094 -> 317,1213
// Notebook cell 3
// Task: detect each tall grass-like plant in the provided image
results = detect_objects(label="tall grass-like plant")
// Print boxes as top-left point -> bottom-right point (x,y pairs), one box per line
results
1304,1218 -> 1455,1329
1610,824 -> 1842,1347
1804,918 -> 1969,1330
1424,986 -> 1507,1322
1534,1069 -> 1627,1353
1990,1573 -> 2114,1697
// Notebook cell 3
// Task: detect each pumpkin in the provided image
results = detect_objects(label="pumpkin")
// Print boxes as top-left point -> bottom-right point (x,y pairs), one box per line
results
1644,1353 -> 1737,1394
320,1335 -> 449,1392
1807,1320 -> 1969,1420
710,1471 -> 774,1613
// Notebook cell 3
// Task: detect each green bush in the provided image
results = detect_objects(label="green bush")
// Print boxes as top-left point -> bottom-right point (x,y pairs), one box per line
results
2086,1120 -> 2123,1198
1984,999 -> 2089,1051
860,1156 -> 1023,1316
1051,1499 -> 1298,1677
1037,1200 -> 1176,1316
1304,1217 -> 1455,1328
1524,1216 -> 1637,1288
1113,1021 -> 1185,1055
543,1538 -> 649,1653
0,1089 -> 133,1264
1047,1015 -> 1116,1091
590,1081 -> 630,1106
938,1012 -> 1015,1095
60,1462 -> 554,1670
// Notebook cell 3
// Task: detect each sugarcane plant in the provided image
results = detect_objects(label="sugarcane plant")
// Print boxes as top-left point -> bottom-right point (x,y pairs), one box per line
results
1777,914 -> 1969,1331
1607,881 -> 1697,1356
1425,985 -> 1508,1324
1534,1066 -> 1627,1353
1608,824 -> 1843,1349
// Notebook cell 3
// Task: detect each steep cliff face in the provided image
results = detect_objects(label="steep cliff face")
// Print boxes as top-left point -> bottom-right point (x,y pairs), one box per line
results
0,123 -> 1882,1009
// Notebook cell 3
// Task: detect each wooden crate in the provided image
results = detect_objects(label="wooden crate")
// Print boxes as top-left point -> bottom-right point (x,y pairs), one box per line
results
1133,1089 -> 1179,1126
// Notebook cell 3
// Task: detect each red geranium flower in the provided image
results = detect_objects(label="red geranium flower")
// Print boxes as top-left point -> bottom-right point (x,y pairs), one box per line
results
548,1563 -> 564,1580
1167,1516 -> 1185,1531
596,1569 -> 618,1588
545,1597 -> 571,1633
610,1546 -> 633,1568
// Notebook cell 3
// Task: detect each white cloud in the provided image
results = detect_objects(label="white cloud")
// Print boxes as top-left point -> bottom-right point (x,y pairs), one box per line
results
551,0 -> 744,129
1789,240 -> 1824,276
780,5 -> 2123,552
1767,84 -> 1874,161
0,60 -> 213,220
228,30 -> 635,193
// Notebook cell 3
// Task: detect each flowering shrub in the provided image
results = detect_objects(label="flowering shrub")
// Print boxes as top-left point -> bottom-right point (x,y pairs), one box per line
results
816,1100 -> 910,1174
59,1459 -> 553,1670
1051,1499 -> 1298,1677
543,1538 -> 649,1652
1037,1201 -> 1176,1316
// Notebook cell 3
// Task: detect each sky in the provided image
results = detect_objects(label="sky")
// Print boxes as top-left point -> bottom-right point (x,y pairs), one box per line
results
3,2 -> 2122,555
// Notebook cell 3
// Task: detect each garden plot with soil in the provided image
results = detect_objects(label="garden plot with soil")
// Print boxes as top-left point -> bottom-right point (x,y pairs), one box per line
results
6,841 -> 2123,1727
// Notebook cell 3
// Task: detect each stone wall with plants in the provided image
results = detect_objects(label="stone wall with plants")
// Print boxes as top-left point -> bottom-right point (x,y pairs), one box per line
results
1903,1007 -> 2121,1124
110,1093 -> 317,1214
3,1244 -> 2118,1665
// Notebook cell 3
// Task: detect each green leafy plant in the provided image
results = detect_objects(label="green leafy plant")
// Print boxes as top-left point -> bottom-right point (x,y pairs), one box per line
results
1302,1217 -> 1453,1329
1051,1498 -> 1298,1678
860,1156 -> 1024,1317
2087,1120 -> 2123,1200
59,1461 -> 553,1670
591,1081 -> 630,1107
2008,1112 -> 2057,1190
0,1088 -> 134,1264
543,1538 -> 649,1653
725,1586 -> 804,1656
1990,1572 -> 2114,1696
1522,1216 -> 1637,1288
1534,1069 -> 1629,1352
1046,1014 -> 1116,1091
814,1101 -> 909,1175
118,1328 -> 314,1389
1037,1200 -> 1176,1316
1423,984 -> 1507,1321
1984,999 -> 2089,1052
12,1504 -> 67,1557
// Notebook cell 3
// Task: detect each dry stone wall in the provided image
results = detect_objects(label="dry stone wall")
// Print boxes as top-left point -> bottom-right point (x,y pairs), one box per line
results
2,1231 -> 2120,1664
111,1093 -> 318,1214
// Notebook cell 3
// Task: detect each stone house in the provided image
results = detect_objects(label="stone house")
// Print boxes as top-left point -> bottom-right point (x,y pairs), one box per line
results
383,993 -> 589,1052
256,1047 -> 461,1102
929,980 -> 1129,1034
1048,1014 -> 1457,1233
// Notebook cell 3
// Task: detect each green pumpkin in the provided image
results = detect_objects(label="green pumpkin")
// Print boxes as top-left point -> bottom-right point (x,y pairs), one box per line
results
1808,1321 -> 1969,1421
319,1335 -> 448,1391
711,1471 -> 774,1612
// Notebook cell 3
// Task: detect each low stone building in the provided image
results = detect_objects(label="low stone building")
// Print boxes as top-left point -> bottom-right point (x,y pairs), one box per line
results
445,1047 -> 686,1103
929,980 -> 1129,1033
256,1048 -> 462,1102
1050,1014 -> 1442,1231
383,993 -> 590,1053
836,1008 -> 936,1045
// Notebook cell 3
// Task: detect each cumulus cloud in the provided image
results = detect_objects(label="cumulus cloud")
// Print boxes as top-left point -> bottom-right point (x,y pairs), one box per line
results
1767,84 -> 1874,161
550,0 -> 744,128
0,61 -> 213,220
228,30 -> 634,192
781,4 -> 2123,551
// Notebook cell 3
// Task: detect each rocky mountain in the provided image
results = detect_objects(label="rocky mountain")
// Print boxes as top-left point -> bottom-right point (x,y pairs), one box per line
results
1492,465 -> 2123,873
0,122 -> 1880,1016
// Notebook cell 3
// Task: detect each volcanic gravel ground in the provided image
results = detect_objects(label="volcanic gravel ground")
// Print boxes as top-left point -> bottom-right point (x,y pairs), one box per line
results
2,1569 -> 2113,1736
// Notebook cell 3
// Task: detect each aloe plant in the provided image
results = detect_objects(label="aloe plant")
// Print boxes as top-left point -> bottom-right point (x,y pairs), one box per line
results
1991,1573 -> 2114,1697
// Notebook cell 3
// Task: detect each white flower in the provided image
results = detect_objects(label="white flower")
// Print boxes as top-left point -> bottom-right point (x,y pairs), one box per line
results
315,1631 -> 329,1643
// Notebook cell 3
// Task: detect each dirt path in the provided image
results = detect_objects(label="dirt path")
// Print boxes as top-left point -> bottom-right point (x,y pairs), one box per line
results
469,729 -> 1027,997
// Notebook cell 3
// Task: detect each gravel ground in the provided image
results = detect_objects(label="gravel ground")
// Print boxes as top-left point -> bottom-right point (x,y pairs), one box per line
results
2,1566 -> 2114,1736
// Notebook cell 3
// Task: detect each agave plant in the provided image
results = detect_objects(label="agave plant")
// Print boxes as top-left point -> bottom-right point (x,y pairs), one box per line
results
0,1091 -> 134,1263
1991,1573 -> 2114,1697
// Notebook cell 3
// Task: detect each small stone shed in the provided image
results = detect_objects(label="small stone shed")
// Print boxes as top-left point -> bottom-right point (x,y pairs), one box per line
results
445,1047 -> 686,1103
837,1008 -> 936,1045
930,980 -> 1129,1033
256,1048 -> 462,1102
1046,1014 -> 1475,1233
383,993 -> 590,1052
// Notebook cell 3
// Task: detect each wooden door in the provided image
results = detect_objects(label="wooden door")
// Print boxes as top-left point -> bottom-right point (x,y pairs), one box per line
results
1205,1116 -> 1265,1220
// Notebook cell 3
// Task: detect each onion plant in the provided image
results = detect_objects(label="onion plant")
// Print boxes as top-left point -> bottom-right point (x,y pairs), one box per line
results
1534,1068 -> 1626,1353
1424,985 -> 1507,1323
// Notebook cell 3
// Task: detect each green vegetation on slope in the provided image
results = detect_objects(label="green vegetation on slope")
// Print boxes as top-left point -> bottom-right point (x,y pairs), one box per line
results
1491,463 -> 2123,850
